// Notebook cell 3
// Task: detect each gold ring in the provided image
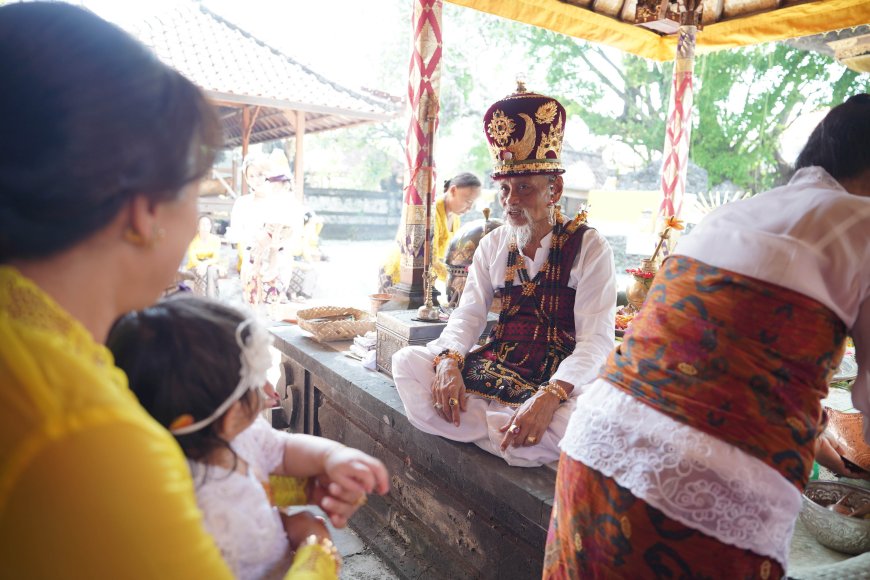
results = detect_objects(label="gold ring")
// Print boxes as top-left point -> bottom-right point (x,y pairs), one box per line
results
526,436 -> 537,444
448,397 -> 458,407
508,424 -> 520,434
354,494 -> 367,508
433,402 -> 443,409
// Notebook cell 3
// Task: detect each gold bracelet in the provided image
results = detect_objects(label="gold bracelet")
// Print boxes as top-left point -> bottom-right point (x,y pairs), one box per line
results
433,349 -> 465,371
538,382 -> 568,402
300,534 -> 342,573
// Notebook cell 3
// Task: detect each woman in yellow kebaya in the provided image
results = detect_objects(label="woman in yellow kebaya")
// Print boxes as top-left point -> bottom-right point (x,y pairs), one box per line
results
185,215 -> 223,297
0,4 -> 383,578
379,172 -> 482,292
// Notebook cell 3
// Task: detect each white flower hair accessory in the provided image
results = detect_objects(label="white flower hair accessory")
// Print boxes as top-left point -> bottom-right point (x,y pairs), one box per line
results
170,317 -> 274,435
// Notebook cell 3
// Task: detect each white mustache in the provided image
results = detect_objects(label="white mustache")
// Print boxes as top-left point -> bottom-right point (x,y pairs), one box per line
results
504,206 -> 532,221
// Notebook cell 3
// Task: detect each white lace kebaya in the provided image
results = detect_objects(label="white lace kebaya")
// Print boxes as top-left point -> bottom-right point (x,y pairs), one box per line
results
561,380 -> 801,570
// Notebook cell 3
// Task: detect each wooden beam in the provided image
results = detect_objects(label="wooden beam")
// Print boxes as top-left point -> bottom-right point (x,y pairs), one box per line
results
241,106 -> 251,194
203,90 -> 395,122
294,110 -> 305,204
240,106 -> 262,194
282,110 -> 297,131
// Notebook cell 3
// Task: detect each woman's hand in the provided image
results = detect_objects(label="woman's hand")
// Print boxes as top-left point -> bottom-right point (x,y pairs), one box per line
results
310,446 -> 389,527
431,359 -> 467,426
499,391 -> 561,451
308,476 -> 360,528
279,510 -> 331,549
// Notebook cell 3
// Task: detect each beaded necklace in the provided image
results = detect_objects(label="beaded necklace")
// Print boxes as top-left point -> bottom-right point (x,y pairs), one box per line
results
494,211 -> 574,343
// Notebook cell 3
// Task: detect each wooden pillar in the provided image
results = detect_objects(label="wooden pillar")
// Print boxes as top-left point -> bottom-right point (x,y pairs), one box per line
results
294,110 -> 305,205
392,0 -> 443,308
241,106 -> 251,195
239,105 -> 261,195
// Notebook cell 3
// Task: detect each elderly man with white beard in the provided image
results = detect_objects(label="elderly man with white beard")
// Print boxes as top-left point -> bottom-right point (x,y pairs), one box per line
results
391,84 -> 616,467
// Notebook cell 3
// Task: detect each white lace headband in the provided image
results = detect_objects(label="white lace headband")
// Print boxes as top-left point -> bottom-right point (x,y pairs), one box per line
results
170,317 -> 273,435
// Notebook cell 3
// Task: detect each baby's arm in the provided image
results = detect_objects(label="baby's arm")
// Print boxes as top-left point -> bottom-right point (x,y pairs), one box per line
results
274,434 -> 389,527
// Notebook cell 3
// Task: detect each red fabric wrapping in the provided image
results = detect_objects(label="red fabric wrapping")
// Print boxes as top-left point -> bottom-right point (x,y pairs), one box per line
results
603,255 -> 847,489
543,453 -> 784,579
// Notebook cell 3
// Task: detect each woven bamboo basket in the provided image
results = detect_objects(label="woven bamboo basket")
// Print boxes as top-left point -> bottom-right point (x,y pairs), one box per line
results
297,306 -> 374,342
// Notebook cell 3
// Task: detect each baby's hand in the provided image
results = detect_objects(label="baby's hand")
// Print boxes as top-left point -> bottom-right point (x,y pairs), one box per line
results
279,510 -> 331,549
324,446 -> 389,497
311,447 -> 389,528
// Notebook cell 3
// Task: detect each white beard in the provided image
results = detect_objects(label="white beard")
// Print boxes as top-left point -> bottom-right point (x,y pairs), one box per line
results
507,222 -> 535,252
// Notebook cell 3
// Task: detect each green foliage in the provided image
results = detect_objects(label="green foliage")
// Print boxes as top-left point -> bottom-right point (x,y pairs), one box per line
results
511,25 -> 868,193
294,1 -> 869,196
693,44 -> 869,191
517,25 -> 672,164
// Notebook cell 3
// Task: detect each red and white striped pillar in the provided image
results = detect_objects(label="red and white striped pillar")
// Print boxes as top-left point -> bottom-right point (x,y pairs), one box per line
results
659,24 -> 697,220
395,0 -> 443,306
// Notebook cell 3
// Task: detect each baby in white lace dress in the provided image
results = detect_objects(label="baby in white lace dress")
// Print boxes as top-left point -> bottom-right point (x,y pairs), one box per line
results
108,294 -> 389,580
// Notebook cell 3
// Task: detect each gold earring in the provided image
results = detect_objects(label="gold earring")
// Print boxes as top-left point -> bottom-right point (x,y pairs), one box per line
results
123,226 -> 165,248
123,228 -> 147,246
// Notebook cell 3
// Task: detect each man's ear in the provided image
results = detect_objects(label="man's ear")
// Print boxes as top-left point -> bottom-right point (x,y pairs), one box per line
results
550,175 -> 564,203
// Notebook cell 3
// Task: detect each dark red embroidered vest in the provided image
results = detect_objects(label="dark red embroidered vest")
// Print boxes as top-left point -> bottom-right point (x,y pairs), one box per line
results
463,220 -> 589,407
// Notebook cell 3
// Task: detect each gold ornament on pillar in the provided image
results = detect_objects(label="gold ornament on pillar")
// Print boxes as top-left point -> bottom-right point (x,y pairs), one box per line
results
416,100 -> 441,322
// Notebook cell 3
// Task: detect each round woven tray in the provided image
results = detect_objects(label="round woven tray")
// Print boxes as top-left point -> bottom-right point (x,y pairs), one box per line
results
297,306 -> 374,342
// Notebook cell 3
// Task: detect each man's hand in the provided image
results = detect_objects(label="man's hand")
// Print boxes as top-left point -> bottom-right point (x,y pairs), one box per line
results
499,391 -> 561,451
816,431 -> 870,480
431,359 -> 467,426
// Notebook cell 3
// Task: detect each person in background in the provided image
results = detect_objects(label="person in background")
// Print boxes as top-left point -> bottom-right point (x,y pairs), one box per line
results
378,172 -> 482,293
545,94 -> 870,579
391,84 -> 616,467
229,151 -> 305,307
186,215 -> 223,297
108,295 -> 389,580
0,4 -> 370,578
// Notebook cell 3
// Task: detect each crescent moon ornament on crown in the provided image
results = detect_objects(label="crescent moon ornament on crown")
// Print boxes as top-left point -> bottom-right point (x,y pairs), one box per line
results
483,82 -> 567,178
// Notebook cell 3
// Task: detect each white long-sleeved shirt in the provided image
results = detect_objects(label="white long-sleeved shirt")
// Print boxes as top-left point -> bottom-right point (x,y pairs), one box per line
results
428,223 -> 617,392
676,166 -> 870,436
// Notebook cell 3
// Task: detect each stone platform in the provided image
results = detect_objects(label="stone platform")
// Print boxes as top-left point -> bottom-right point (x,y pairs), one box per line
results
270,324 -> 555,580
269,324 -> 870,579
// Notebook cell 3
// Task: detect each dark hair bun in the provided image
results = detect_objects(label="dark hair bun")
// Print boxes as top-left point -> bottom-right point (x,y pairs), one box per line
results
795,93 -> 870,181
0,3 -> 221,262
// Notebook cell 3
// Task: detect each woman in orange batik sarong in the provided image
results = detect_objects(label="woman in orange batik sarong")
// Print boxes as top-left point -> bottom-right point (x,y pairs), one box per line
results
545,95 -> 870,579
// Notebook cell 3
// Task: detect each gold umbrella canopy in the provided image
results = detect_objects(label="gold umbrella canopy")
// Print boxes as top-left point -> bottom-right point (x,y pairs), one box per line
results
445,0 -> 870,62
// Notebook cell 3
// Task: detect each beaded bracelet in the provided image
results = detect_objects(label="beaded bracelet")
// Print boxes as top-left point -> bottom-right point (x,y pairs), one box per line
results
538,381 -> 569,402
300,534 -> 342,573
433,349 -> 465,371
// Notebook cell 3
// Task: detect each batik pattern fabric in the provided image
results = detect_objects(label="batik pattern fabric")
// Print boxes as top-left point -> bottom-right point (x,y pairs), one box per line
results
603,255 -> 846,489
543,454 -> 783,580
462,218 -> 588,407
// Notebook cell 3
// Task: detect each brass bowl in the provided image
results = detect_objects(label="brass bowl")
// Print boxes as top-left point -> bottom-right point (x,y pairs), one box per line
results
799,481 -> 870,554
368,293 -> 393,316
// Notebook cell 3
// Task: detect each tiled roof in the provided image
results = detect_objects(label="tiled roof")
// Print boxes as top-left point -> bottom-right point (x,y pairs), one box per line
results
130,3 -> 397,145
